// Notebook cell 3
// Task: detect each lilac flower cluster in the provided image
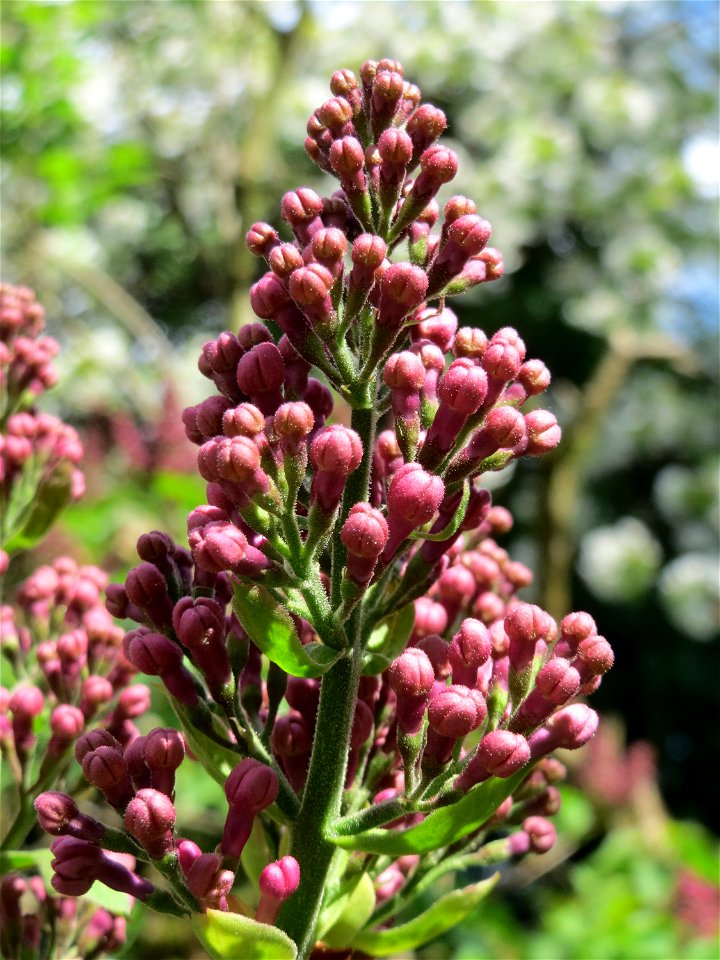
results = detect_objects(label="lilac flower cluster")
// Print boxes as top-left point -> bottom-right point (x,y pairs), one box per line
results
0,284 -> 84,567
30,59 -> 614,958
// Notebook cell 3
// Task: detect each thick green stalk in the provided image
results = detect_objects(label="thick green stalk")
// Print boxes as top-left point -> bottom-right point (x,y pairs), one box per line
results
275,644 -> 361,957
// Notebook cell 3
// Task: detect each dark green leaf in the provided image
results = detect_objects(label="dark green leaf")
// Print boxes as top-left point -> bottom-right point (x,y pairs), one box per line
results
327,768 -> 529,856
232,583 -> 342,678
354,874 -> 498,955
362,603 -> 415,675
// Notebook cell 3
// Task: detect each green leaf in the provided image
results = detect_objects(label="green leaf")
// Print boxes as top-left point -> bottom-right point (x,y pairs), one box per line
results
354,874 -> 499,956
0,849 -> 53,886
191,909 -> 297,960
232,583 -> 342,678
328,768 -> 529,856
2,460 -> 73,553
318,873 -> 376,948
362,603 -> 415,675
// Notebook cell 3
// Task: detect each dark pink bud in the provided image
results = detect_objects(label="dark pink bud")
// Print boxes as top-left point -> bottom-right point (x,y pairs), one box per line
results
34,791 -> 105,842
225,758 -> 279,811
387,463 -> 444,527
383,351 -> 426,392
505,603 -> 556,673
311,424 -> 363,476
50,705 -> 84,741
438,358 -> 488,415
125,631 -> 182,675
352,233 -> 387,269
223,403 -> 265,439
412,596 -> 448,640
82,746 -> 134,808
378,127 -> 413,167
246,222 -> 280,257
477,730 -> 531,777
312,227 -> 348,265
444,195 -> 477,223
256,856 -> 300,924
124,789 -> 176,857
481,342 -> 522,383
185,852 -> 233,907
530,704 -> 599,757
388,649 -> 435,698
465,406 -> 527,465
406,105 -> 447,157
576,635 -> 614,676
236,342 -> 284,403
125,562 -> 172,627
74,728 -> 122,764
535,658 -> 581,704
289,263 -> 334,307
341,503 -> 389,583
524,410 -> 561,455
250,272 -> 291,320
281,188 -> 323,226
80,676 -> 114,713
428,684 -> 486,739
269,243 -> 304,279
449,618 -> 491,686
143,727 -> 185,796
411,306 -> 458,352
273,401 -> 314,449
8,684 -> 44,719
454,327 -> 488,360
518,360 -> 551,396
378,263 -> 428,328
559,612 -> 597,654
523,816 -> 557,854
115,683 -> 151,719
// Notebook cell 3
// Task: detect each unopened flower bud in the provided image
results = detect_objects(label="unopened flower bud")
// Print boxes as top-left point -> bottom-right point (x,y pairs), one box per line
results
341,503 -> 389,583
124,789 -> 176,858
256,856 -> 300,924
523,816 -> 557,854
524,410 -> 561,455
428,684 -> 486,738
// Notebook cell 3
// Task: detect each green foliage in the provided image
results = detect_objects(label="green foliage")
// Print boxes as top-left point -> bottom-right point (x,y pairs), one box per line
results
191,908 -> 297,960
232,583 -> 343,678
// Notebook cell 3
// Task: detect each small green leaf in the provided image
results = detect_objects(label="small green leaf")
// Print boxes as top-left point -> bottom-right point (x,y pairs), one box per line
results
192,909 -> 297,960
318,873 -> 376,948
328,768 -> 529,856
2,460 -> 73,553
232,584 -> 342,678
354,874 -> 498,956
362,603 -> 415,675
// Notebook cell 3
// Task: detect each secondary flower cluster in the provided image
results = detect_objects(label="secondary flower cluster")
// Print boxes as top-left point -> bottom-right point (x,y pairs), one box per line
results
0,872 -> 127,960
1,558 -> 140,848
0,283 -> 84,566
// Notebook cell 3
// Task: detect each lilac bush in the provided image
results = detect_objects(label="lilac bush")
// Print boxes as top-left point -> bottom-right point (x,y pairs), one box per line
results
1,59 -> 616,960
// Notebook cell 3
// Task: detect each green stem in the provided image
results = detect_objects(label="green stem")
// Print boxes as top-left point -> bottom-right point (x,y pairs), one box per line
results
275,644 -> 362,958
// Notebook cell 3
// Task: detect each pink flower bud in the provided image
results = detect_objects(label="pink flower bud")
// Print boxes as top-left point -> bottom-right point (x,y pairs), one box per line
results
256,856 -> 300,924
449,618 -> 491,686
444,195 -> 477,223
576,635 -> 614,676
529,704 -> 599,758
518,359 -> 551,396
456,730 -> 530,789
246,222 -> 280,257
185,853 -> 233,908
523,816 -> 557,854
388,649 -> 435,699
406,104 -> 447,156
143,727 -> 185,796
481,341 -> 522,383
82,746 -> 134,808
50,705 -> 84,741
412,596 -> 448,641
411,306 -> 458,352
124,789 -> 176,857
383,351 -> 426,392
352,233 -> 387,269
341,503 -> 389,583
505,603 -> 556,673
535,658 -> 581,704
559,611 -> 597,655
221,759 -> 279,859
378,263 -> 429,328
378,127 -> 413,167
524,410 -> 561,455
428,684 -> 486,738
281,188 -> 323,226
329,136 -> 364,174
35,791 -> 105,842
236,342 -> 284,413
387,463 -> 444,527
310,425 -> 363,476
74,728 -> 122,764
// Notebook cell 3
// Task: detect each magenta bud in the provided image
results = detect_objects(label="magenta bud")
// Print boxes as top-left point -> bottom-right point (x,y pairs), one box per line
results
428,685 -> 486,738
454,326 -> 488,360
406,104 -> 447,156
177,838 -> 202,876
437,358 -> 488,414
412,596 -> 449,640
289,263 -> 334,306
341,503 -> 389,582
269,243 -> 305,279
378,263 -> 429,328
273,401 -> 314,450
518,359 -> 551,396
50,704 -> 85,740
185,853 -> 233,907
82,745 -> 134,808
34,791 -> 105,842
246,222 -> 280,257
523,816 -> 557,854
8,684 -> 44,719
559,611 -> 597,654
281,188 -> 323,226
524,410 -> 561,455
236,342 -> 284,404
383,351 -> 426,392
481,341 -> 522,383
125,562 -> 172,626
378,127 -> 413,167
225,758 -> 279,811
256,856 -> 300,924
124,789 -> 176,857
417,635 -> 452,680
143,727 -> 185,796
330,136 -> 364,175
388,649 -> 435,699
387,463 -> 445,528
534,703 -> 600,755
505,603 -> 556,673
477,730 -> 531,777
115,683 -> 151,719
576,635 -> 614,676
352,233 -> 387,269
535,658 -> 581,704
449,618 -> 492,685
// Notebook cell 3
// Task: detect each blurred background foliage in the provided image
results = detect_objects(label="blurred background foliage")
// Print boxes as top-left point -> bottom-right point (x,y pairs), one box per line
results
2,0 -> 718,956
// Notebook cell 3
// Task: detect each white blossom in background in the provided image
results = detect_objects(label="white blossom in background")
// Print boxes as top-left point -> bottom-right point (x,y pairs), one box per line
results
579,517 -> 663,603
